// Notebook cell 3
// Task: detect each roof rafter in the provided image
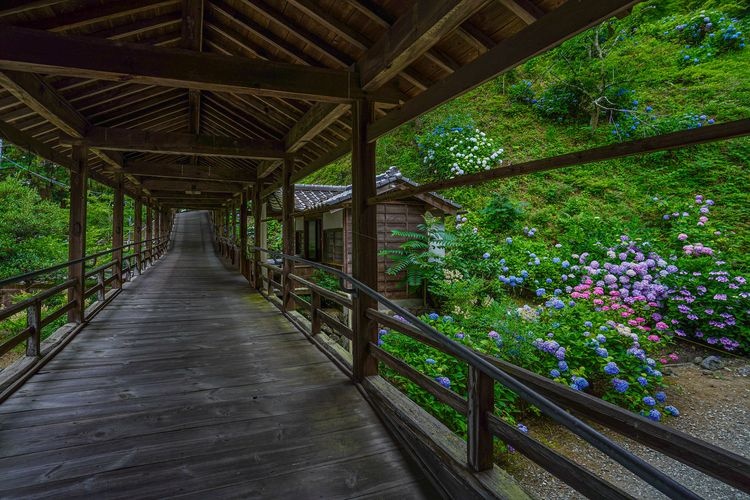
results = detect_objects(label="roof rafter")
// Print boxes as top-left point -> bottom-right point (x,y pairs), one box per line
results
63,126 -> 285,159
0,26 -> 379,103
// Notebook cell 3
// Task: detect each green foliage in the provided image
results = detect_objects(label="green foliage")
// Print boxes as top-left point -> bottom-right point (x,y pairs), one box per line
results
310,269 -> 339,292
379,217 -> 454,290
477,194 -> 524,233
0,176 -> 67,277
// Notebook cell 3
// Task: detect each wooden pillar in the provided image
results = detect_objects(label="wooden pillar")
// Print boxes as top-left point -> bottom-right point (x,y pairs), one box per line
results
68,144 -> 88,323
224,207 -> 229,237
146,204 -> 153,264
252,180 -> 262,290
351,99 -> 378,381
232,197 -> 238,240
134,198 -> 142,272
240,188 -> 249,278
468,367 -> 495,471
281,156 -> 295,312
112,172 -> 124,287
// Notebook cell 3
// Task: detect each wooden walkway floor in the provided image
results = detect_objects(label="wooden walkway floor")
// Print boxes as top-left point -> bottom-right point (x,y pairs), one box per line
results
0,211 -> 431,499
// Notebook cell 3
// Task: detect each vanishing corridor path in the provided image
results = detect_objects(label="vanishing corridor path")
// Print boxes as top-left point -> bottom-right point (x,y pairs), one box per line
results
0,211 -> 430,498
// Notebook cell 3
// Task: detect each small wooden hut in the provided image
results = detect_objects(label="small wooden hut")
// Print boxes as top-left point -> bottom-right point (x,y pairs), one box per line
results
267,167 -> 459,298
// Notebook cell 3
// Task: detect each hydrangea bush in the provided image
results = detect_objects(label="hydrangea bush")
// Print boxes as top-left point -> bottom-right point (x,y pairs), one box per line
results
665,10 -> 747,66
416,118 -> 504,179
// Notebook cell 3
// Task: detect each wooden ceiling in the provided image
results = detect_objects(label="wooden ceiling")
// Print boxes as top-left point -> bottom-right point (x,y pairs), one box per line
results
0,0 -> 638,209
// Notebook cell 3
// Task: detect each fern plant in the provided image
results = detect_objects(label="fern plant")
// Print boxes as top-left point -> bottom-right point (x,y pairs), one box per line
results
379,217 -> 454,304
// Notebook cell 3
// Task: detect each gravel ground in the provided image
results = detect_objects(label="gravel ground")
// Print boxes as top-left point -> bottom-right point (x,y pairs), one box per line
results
503,358 -> 750,499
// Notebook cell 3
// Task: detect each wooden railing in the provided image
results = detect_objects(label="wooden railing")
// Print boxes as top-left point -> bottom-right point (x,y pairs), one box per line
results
241,246 -> 750,499
0,234 -> 171,399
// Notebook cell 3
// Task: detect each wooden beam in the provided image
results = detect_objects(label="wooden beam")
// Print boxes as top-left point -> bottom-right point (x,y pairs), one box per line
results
368,0 -> 639,141
0,26 -> 372,103
182,0 -> 204,160
65,127 -> 285,159
279,0 -> 487,170
0,70 -> 147,194
351,99 -> 377,382
358,0 -> 487,91
141,178 -> 244,193
0,1 -> 67,17
0,118 -> 139,197
285,103 -> 349,153
368,119 -> 750,205
495,0 -> 544,24
68,144 -> 88,323
124,161 -> 255,182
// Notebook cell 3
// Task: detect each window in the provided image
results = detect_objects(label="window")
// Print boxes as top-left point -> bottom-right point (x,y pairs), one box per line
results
295,231 -> 304,256
305,219 -> 321,261
323,229 -> 344,265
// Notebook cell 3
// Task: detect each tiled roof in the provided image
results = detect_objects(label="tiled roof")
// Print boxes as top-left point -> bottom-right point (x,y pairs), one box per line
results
267,167 -> 460,214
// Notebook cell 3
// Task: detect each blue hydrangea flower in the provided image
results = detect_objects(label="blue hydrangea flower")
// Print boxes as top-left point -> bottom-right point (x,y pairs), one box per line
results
454,332 -> 465,340
549,369 -> 561,378
648,409 -> 661,421
584,321 -> 593,328
435,376 -> 451,389
604,362 -> 619,375
612,378 -> 629,393
425,358 -> 436,365
536,288 -> 546,297
655,391 -> 666,403
596,347 -> 609,358
637,376 -> 648,387
664,405 -> 680,416
482,252 -> 491,259
517,423 -> 528,433
570,376 -> 589,391
558,360 -> 568,372
428,312 -> 439,321
506,237 -> 513,244
643,396 -> 656,407
596,334 -> 607,343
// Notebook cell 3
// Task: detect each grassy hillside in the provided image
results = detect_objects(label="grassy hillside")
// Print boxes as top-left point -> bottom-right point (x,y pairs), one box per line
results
304,0 -> 750,271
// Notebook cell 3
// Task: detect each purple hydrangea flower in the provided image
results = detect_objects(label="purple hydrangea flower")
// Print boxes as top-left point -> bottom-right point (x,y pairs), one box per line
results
604,362 -> 619,375
550,369 -> 561,378
612,378 -> 629,393
558,360 -> 569,372
435,376 -> 451,389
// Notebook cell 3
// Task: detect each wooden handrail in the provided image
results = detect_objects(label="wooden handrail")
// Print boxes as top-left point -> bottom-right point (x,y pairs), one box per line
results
0,228 -> 174,390
247,246 -> 746,499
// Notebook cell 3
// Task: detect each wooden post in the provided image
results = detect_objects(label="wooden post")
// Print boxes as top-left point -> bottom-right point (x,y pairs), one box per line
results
252,180 -> 262,290
134,198 -> 143,273
112,172 -> 124,287
240,188 -> 249,277
351,99 -> 378,381
68,143 -> 88,323
468,366 -> 495,471
26,300 -> 41,357
146,204 -> 153,265
311,290 -> 321,335
281,156 -> 295,312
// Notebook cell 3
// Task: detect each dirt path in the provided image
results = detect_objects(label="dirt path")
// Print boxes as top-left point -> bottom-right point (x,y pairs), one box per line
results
504,358 -> 750,499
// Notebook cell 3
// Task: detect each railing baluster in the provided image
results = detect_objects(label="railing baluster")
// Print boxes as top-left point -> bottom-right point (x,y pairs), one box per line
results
97,269 -> 106,302
467,366 -> 495,471
311,289 -> 321,335
25,300 -> 42,358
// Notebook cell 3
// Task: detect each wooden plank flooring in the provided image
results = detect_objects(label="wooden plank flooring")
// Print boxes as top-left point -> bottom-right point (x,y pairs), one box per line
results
0,211 -> 432,499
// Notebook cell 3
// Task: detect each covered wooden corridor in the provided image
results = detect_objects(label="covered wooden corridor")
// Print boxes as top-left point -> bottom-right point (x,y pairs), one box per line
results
0,211 -> 432,498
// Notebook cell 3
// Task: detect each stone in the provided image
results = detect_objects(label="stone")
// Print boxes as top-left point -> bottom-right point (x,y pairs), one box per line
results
693,356 -> 703,365
700,355 -> 723,371
737,365 -> 750,377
